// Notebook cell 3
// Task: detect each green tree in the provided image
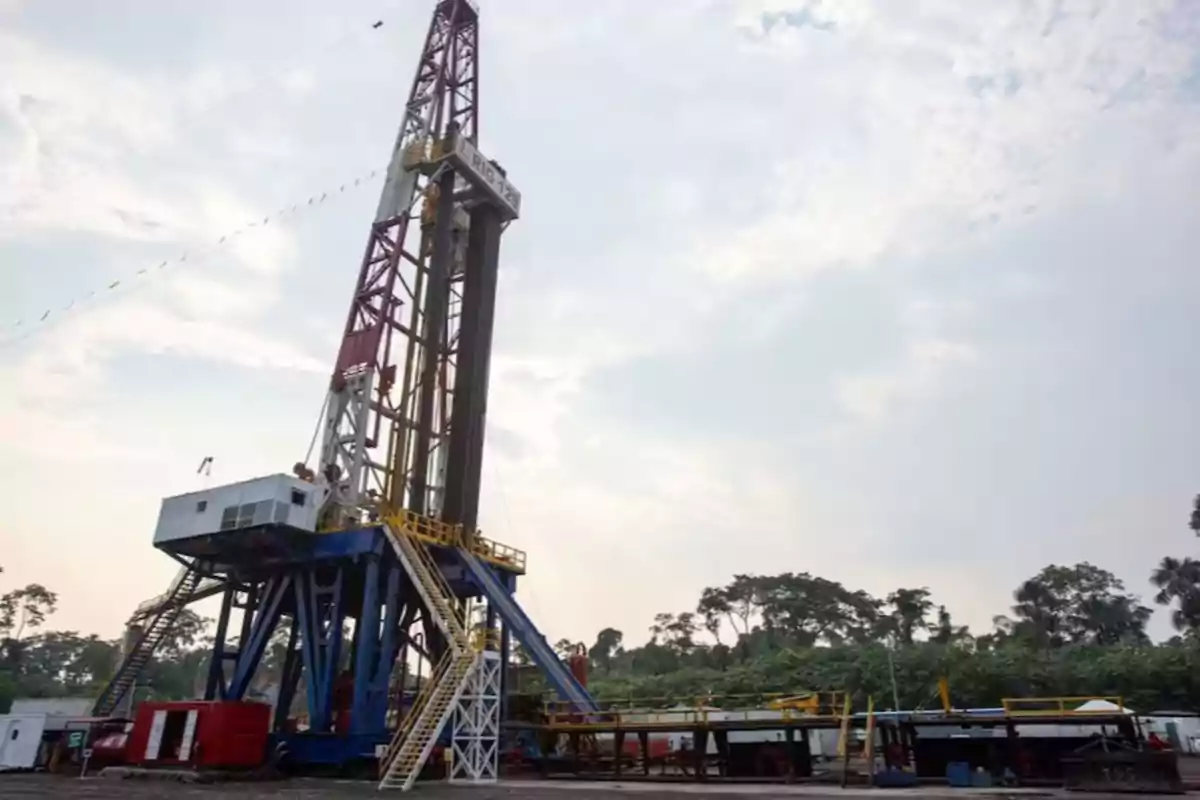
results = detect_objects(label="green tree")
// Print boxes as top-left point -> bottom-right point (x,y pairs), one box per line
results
1151,556 -> 1200,633
756,572 -> 880,646
927,605 -> 971,646
882,588 -> 934,645
696,587 -> 730,644
553,638 -> 583,659
588,628 -> 623,675
1011,563 -> 1150,647
0,584 -> 59,670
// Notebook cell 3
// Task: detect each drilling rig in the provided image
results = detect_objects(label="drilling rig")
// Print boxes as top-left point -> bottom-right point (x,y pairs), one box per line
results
93,0 -> 596,790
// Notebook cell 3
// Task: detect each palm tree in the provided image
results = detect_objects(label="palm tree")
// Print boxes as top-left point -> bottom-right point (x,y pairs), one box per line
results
1151,556 -> 1200,633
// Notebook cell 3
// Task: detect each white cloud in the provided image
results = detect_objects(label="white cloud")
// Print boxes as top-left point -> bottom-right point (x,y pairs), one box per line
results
0,22 -> 328,473
837,338 -> 979,423
698,0 -> 1198,284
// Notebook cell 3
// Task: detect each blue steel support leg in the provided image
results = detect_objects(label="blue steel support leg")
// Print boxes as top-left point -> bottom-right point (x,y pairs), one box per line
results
294,569 -> 323,730
367,564 -> 406,730
316,569 -> 346,731
237,583 -> 260,654
274,614 -> 300,732
294,568 -> 347,732
295,563 -> 348,734
351,555 -> 381,735
205,585 -> 235,700
500,573 -> 516,721
228,575 -> 292,699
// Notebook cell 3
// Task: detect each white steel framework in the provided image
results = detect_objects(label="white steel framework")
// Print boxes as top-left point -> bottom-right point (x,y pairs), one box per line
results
448,649 -> 501,784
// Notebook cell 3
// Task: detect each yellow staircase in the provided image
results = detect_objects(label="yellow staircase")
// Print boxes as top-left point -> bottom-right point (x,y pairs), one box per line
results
379,513 -> 476,791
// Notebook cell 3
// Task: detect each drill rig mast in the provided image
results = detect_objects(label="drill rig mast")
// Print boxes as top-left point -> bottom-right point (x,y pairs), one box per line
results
318,0 -> 517,527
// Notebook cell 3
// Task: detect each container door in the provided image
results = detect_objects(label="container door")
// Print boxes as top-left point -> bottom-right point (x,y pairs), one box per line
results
0,717 -> 42,769
145,710 -> 168,760
0,719 -> 12,766
179,710 -> 199,761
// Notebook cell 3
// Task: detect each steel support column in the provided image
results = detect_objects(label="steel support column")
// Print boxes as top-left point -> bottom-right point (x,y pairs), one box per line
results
274,615 -> 302,732
228,575 -> 293,699
205,585 -> 236,700
350,556 -> 382,734
295,568 -> 347,732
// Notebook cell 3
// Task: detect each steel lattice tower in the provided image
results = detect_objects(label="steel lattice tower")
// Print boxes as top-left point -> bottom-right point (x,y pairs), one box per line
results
320,0 -> 484,524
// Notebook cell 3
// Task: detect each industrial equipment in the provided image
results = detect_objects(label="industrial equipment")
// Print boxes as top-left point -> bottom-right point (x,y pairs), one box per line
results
92,0 -> 597,790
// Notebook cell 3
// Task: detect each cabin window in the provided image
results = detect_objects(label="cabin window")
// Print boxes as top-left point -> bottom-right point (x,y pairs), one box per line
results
291,489 -> 306,507
196,500 -> 207,513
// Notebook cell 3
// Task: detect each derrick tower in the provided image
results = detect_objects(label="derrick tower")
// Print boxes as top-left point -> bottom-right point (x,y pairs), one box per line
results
321,0 -> 511,531
93,1 -> 595,791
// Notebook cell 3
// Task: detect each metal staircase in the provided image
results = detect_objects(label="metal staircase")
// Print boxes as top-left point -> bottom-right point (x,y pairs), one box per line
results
129,565 -> 223,624
92,565 -> 206,717
379,514 -> 477,791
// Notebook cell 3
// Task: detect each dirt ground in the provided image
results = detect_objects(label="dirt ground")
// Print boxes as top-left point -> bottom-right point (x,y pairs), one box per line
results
0,774 -> 1173,799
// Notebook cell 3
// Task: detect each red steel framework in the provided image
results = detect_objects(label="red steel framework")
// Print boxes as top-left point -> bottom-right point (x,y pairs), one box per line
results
320,0 -> 480,519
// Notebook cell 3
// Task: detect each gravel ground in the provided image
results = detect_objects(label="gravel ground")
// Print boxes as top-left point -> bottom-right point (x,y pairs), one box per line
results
0,774 -> 1145,799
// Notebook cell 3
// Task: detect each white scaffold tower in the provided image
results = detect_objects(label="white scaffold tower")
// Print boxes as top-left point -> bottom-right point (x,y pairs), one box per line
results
448,649 -> 502,784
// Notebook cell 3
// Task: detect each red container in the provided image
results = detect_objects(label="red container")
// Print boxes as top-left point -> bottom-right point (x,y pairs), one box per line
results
126,700 -> 269,769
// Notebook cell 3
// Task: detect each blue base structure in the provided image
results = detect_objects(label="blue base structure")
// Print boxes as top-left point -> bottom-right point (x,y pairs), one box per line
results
164,523 -> 592,769
273,731 -> 391,767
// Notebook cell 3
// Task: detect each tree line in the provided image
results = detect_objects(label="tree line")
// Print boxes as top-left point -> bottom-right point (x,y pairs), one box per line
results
543,498 -> 1200,711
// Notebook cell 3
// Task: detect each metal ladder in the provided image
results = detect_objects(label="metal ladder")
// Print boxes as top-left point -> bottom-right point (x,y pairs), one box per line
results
91,566 -> 204,717
379,517 -> 476,791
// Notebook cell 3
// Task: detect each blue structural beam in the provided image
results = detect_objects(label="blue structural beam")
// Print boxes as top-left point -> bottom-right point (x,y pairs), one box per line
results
294,566 -> 346,731
457,549 -> 598,713
228,575 -> 292,698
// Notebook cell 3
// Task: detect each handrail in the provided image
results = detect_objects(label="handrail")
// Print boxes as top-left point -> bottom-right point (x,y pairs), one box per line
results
378,507 -> 527,574
380,649 -> 453,774
471,627 -> 502,652
131,567 -> 191,619
385,515 -> 468,643
1001,695 -> 1127,716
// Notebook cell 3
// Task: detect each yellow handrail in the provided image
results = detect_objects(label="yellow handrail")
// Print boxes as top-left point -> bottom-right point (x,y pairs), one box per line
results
378,507 -> 527,574
380,649 -> 454,775
384,513 -> 468,641
1001,696 -> 1127,716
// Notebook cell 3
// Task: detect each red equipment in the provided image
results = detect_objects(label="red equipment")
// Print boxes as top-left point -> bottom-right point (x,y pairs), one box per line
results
567,645 -> 589,688
125,701 -> 269,769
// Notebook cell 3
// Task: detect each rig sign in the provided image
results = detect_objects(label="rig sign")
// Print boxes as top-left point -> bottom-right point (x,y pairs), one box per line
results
447,133 -> 521,219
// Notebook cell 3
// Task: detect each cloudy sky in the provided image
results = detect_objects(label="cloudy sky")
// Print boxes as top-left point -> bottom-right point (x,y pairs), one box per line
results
2,0 -> 1200,648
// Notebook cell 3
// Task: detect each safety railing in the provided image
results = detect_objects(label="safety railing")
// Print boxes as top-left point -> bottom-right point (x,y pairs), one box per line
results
131,567 -> 191,620
1001,696 -> 1127,716
384,515 -> 468,641
468,535 -> 527,573
542,691 -> 851,727
379,648 -> 454,776
380,508 -> 527,574
470,627 -> 502,653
